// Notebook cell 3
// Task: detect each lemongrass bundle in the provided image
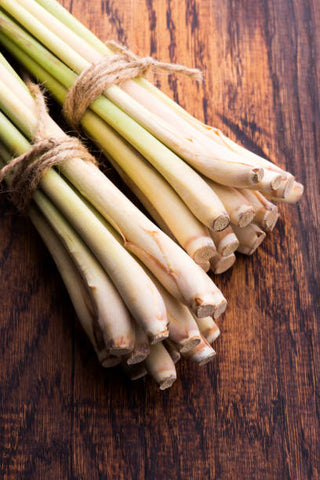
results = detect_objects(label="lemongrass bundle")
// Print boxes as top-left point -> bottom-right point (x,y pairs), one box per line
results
0,1 -> 303,282
0,53 -> 228,390
0,0 -> 305,390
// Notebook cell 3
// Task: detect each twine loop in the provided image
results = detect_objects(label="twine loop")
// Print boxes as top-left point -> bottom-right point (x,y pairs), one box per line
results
63,40 -> 203,129
0,83 -> 96,212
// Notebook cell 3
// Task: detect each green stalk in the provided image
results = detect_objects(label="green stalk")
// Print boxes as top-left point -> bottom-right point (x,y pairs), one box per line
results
145,342 -> 177,390
0,33 -> 227,318
183,335 -> 216,366
232,223 -> 266,255
194,316 -> 221,345
205,179 -> 255,228
210,252 -> 236,275
242,189 -> 279,232
105,151 -> 219,264
32,188 -> 135,355
28,205 -> 112,366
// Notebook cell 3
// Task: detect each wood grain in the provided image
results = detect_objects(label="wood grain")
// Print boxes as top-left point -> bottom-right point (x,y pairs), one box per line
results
1,0 -> 319,478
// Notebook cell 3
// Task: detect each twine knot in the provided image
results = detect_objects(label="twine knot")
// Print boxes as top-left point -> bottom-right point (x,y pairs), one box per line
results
63,40 -> 203,129
0,83 -> 96,212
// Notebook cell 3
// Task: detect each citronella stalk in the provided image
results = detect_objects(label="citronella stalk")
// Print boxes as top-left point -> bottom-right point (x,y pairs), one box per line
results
143,273 -> 202,353
210,252 -> 236,275
183,336 -> 216,366
264,181 -> 304,203
194,316 -> 221,345
28,205 -> 112,365
8,0 -> 265,188
103,137 -> 229,233
232,223 -> 267,255
126,323 -> 150,365
164,339 -> 181,364
210,226 -> 239,257
0,111 -> 168,341
110,159 -> 218,264
33,188 -> 135,355
242,189 -> 279,232
205,179 -> 255,228
0,44 -> 225,318
145,342 -> 177,390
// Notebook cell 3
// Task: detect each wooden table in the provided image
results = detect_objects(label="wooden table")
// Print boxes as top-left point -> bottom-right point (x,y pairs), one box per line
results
1,1 -> 319,478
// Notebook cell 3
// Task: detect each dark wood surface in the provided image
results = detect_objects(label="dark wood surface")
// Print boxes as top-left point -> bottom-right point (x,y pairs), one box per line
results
1,0 -> 319,478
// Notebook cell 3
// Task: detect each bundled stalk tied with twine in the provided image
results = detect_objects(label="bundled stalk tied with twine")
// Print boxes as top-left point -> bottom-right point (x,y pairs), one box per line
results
0,82 -> 96,212
63,40 -> 203,129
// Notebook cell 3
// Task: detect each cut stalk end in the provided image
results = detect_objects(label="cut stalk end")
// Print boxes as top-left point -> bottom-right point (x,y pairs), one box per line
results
179,335 -> 202,354
213,298 -> 228,319
194,303 -> 215,318
193,245 -> 216,264
109,346 -> 134,356
210,253 -> 236,275
150,328 -> 169,344
251,167 -> 264,184
127,351 -> 149,365
159,374 -> 177,390
237,205 -> 255,228
212,213 -> 230,232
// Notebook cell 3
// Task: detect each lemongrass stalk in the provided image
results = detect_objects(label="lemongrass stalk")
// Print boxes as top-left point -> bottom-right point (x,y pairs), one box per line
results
242,189 -> 279,232
27,205 -> 112,365
122,363 -> 148,381
146,274 -> 202,352
183,336 -> 216,366
114,172 -> 212,272
0,43 -> 226,318
264,181 -> 304,203
232,223 -> 266,255
8,0 -> 265,188
126,323 -> 150,365
0,54 -> 34,109
110,158 -> 218,263
246,173 -> 295,199
102,136 -> 229,233
205,179 -> 255,228
200,127 -> 293,176
194,316 -> 221,344
210,252 -> 236,275
210,226 -> 239,257
36,176 -> 169,343
34,189 -> 136,354
0,111 -> 168,340
30,207 -> 121,368
145,342 -> 177,390
164,339 -> 181,364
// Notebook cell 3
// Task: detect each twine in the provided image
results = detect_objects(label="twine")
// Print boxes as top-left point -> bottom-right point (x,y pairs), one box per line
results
0,83 -> 96,212
63,40 -> 203,129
